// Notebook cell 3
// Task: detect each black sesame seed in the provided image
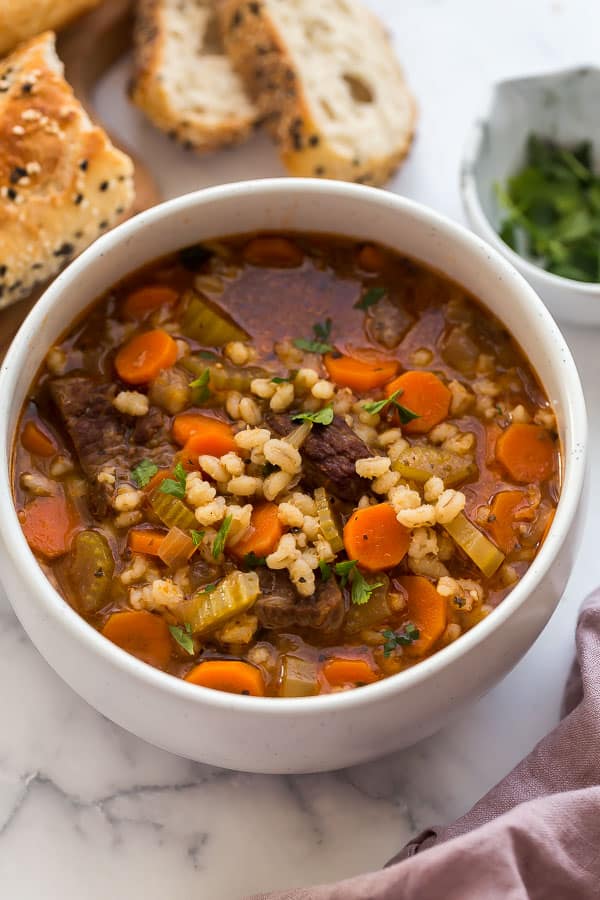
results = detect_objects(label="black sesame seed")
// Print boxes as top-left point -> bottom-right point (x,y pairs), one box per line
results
74,193 -> 83,205
248,1 -> 260,13
116,206 -> 124,215
74,230 -> 83,239
7,188 -> 17,200
308,135 -> 320,147
79,160 -> 88,171
31,263 -> 43,270
21,82 -> 33,94
54,242 -> 74,257
0,265 -> 6,277
99,220 -> 108,230
10,166 -> 26,183
99,180 -> 109,191
314,166 -> 325,176
231,9 -> 243,27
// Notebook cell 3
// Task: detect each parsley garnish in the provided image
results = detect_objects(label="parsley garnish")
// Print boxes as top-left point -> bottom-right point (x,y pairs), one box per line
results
191,529 -> 205,547
354,286 -> 385,311
244,551 -> 267,568
362,388 -> 420,425
200,581 -> 219,594
293,318 -> 333,354
131,459 -> 158,488
333,559 -> 383,605
334,559 -> 357,586
291,405 -> 334,426
169,623 -> 194,655
319,560 -> 332,581
158,461 -> 187,499
213,514 -> 232,558
271,376 -> 289,384
382,623 -> 420,657
189,369 -> 211,403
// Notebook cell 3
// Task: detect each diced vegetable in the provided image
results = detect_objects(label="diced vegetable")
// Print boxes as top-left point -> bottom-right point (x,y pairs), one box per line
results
392,445 -> 477,486
115,329 -> 178,384
396,575 -> 447,658
149,489 -> 197,531
357,244 -> 386,272
67,530 -> 115,613
324,354 -> 398,392
181,291 -> 248,345
102,610 -> 172,669
444,512 -> 505,577
230,503 -> 283,561
21,421 -> 57,457
184,357 -> 272,393
485,490 -> 530,553
243,237 -> 303,268
122,285 -> 179,319
314,487 -> 343,553
343,503 -> 410,572
158,526 -> 195,568
279,655 -> 319,697
366,296 -> 413,349
284,420 -> 313,450
172,413 -> 237,455
385,371 -> 451,434
128,528 -> 165,556
440,325 -> 480,375
343,575 -> 391,634
323,658 -> 379,688
19,494 -> 77,559
177,570 -> 260,636
496,423 -> 556,483
185,660 -> 265,696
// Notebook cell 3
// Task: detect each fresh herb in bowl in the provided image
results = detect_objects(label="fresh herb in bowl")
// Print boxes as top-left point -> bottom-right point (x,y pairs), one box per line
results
496,135 -> 600,283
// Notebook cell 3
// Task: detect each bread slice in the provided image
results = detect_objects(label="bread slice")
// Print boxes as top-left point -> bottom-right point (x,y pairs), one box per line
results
131,0 -> 258,152
0,32 -> 135,309
0,0 -> 102,58
218,0 -> 416,185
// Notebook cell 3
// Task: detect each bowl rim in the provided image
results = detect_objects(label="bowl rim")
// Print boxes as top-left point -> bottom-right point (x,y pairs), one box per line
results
0,177 -> 587,715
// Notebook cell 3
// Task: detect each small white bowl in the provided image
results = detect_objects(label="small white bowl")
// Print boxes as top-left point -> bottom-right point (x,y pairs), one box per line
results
461,66 -> 600,326
0,179 -> 588,773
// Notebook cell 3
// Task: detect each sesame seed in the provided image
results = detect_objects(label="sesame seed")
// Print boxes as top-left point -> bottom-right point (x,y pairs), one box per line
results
10,166 -> 27,184
74,194 -> 83,205
12,125 -> 25,135
7,188 -> 17,201
0,265 -> 7,277
21,82 -> 33,94
99,180 -> 109,191
26,161 -> 41,174
21,109 -> 40,121
99,220 -> 108,230
53,243 -> 74,257
79,160 -> 88,171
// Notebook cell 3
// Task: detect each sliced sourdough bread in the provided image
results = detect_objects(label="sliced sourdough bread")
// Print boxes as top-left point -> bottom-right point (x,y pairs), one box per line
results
218,0 -> 416,185
0,32 -> 135,308
131,0 -> 258,152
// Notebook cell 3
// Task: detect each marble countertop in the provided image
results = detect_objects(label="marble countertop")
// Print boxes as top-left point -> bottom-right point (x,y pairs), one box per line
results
2,1 -> 600,896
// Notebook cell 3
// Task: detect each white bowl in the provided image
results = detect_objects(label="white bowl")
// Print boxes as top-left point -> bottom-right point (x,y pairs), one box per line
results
461,66 -> 600,326
0,179 -> 587,773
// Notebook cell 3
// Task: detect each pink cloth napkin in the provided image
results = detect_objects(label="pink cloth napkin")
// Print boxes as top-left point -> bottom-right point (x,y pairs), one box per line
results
251,591 -> 600,899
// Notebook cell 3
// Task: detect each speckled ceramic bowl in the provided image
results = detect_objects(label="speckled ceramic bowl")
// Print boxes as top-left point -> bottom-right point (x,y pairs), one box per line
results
461,66 -> 600,326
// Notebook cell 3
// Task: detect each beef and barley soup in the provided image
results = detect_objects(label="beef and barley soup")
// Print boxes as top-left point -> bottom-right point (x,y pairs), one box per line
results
13,234 -> 560,697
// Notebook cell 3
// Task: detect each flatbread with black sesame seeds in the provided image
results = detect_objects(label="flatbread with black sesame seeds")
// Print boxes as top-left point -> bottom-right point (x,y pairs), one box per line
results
0,31 -> 134,309
218,0 -> 417,186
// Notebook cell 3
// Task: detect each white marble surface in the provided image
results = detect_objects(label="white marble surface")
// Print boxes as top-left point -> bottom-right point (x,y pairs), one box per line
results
2,1 -> 600,896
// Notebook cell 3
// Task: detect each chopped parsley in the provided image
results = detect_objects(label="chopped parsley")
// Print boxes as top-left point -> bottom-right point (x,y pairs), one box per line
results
189,368 -> 211,403
158,461 -> 187,499
244,551 -> 267,568
362,388 -> 420,425
213,514 -> 233,558
382,623 -> 420,657
131,458 -> 158,488
292,405 -> 334,426
293,318 -> 333,354
354,286 -> 385,311
191,529 -> 205,547
333,559 -> 383,605
319,560 -> 332,581
200,581 -> 219,594
169,623 -> 194,655
271,376 -> 290,384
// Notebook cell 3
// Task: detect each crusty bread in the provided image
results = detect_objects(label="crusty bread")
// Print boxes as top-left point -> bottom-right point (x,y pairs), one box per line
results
0,0 -> 102,58
218,0 -> 416,185
131,0 -> 257,152
0,32 -> 135,309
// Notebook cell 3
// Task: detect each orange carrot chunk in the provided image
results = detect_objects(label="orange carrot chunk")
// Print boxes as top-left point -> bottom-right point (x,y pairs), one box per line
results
357,244 -> 386,273
396,575 -> 447,658
185,660 -> 265,696
230,502 -> 283,560
21,421 -> 57,457
102,610 -> 172,669
144,468 -> 172,493
486,489 -> 530,554
115,329 -> 178,384
128,528 -> 166,556
385,370 -> 451,434
19,494 -> 77,559
172,413 -> 235,448
323,658 -> 379,688
122,285 -> 179,319
178,422 -> 238,466
343,503 -> 410,572
496,423 -> 556,483
242,237 -> 303,268
324,354 -> 398,392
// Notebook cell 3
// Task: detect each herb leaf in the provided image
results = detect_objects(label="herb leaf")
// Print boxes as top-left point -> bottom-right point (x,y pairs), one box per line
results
313,318 -> 332,342
292,405 -> 334,426
334,559 -> 357,586
200,581 -> 219,594
191,529 -> 205,547
362,388 -> 420,424
169,623 -> 195,655
131,459 -> 158,488
244,551 -> 267,568
351,570 -> 384,606
382,623 -> 420,657
189,368 -> 211,403
213,514 -> 233,558
293,319 -> 334,354
354,286 -> 385,311
319,560 -> 332,581
271,376 -> 290,384
158,461 -> 187,499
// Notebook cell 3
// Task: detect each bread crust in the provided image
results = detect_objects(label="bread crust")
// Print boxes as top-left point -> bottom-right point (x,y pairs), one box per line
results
0,0 -> 102,57
218,0 -> 417,186
130,0 -> 257,152
0,33 -> 134,308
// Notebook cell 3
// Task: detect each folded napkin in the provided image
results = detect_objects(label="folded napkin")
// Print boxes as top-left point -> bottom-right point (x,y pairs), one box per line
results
252,591 -> 600,899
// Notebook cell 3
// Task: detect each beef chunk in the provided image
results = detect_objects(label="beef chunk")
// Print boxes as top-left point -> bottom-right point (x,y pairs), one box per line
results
266,412 -> 371,502
255,569 -> 344,631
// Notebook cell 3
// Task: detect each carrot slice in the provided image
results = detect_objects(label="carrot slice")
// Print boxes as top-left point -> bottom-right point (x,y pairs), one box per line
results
230,502 -> 283,560
343,502 -> 409,572
357,244 -> 386,273
324,354 -> 398,392
496,423 -> 556,483
115,329 -> 178,384
19,494 -> 78,559
102,610 -> 172,669
385,370 -> 451,434
172,413 -> 234,449
128,528 -> 166,556
144,468 -> 172,493
21,421 -> 57,457
178,423 -> 238,467
185,660 -> 265,696
396,575 -> 447,658
486,489 -> 529,554
242,237 -> 303,268
323,658 -> 379,688
122,285 -> 179,319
